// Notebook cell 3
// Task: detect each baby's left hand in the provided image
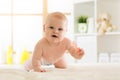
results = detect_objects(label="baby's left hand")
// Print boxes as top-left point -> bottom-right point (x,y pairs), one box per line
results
72,41 -> 84,59
75,48 -> 84,59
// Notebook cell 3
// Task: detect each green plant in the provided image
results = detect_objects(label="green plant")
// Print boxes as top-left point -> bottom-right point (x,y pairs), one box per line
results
78,16 -> 88,23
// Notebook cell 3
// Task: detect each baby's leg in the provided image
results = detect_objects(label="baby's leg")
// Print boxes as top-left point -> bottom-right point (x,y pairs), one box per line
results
54,58 -> 67,69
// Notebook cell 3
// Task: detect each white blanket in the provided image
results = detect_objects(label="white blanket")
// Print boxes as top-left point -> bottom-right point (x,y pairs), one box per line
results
0,64 -> 120,80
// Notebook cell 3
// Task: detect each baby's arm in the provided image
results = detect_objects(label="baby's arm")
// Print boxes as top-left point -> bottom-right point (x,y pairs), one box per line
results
67,41 -> 84,60
32,42 -> 46,72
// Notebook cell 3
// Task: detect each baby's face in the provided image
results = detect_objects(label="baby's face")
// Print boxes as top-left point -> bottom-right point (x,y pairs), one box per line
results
44,17 -> 67,43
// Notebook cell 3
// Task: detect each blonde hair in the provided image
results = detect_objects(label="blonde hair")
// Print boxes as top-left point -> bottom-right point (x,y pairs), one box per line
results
45,12 -> 67,24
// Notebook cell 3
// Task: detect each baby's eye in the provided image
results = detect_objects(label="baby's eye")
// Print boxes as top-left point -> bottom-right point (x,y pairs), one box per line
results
58,28 -> 63,31
49,26 -> 54,29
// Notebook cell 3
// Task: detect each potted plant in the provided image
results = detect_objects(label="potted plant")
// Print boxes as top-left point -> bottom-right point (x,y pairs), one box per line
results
77,15 -> 88,33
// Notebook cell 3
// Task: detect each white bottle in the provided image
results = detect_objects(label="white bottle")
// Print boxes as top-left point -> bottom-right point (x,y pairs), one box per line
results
87,18 -> 94,33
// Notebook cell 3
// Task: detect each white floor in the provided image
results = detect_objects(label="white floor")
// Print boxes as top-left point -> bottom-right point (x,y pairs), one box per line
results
0,63 -> 120,80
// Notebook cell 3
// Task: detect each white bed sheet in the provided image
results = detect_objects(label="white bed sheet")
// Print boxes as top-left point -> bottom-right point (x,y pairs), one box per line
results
0,63 -> 120,80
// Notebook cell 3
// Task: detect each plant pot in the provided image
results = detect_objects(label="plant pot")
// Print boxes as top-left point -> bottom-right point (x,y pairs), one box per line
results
78,23 -> 87,33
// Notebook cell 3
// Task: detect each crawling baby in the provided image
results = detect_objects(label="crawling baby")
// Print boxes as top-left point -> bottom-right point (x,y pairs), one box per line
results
24,12 -> 84,72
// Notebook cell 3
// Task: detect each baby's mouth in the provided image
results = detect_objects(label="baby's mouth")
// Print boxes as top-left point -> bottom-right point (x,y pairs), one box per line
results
51,35 -> 58,38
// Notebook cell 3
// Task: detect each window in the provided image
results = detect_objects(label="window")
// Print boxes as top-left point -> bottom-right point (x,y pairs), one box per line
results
0,0 -> 72,55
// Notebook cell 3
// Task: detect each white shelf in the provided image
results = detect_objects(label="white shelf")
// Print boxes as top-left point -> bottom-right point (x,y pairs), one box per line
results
74,33 -> 97,36
74,0 -> 94,4
74,32 -> 120,37
74,0 -> 120,63
104,32 -> 120,35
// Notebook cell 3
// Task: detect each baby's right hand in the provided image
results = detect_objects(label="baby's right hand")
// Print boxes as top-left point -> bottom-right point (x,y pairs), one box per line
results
34,67 -> 46,72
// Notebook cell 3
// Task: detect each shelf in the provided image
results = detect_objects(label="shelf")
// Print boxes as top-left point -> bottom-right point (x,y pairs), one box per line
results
74,0 -> 120,63
74,0 -> 94,4
74,32 -> 120,36
104,32 -> 120,35
74,33 -> 97,36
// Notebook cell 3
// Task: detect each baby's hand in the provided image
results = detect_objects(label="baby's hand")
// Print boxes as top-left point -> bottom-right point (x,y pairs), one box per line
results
71,41 -> 85,59
34,67 -> 46,72
76,48 -> 84,59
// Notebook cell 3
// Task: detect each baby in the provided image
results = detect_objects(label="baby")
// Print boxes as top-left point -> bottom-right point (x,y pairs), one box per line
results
24,12 -> 84,72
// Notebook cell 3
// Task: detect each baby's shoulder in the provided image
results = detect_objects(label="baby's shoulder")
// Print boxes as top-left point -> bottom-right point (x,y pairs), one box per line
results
35,38 -> 46,47
63,37 -> 72,44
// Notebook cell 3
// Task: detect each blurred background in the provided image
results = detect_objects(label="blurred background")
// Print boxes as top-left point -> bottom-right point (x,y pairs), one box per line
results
0,0 -> 120,65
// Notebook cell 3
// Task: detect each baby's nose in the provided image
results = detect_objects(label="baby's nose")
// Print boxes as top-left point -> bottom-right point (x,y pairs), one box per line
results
53,29 -> 59,33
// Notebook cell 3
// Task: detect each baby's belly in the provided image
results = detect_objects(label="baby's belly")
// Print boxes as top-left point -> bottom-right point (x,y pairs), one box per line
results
42,54 -> 64,65
43,49 -> 66,64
